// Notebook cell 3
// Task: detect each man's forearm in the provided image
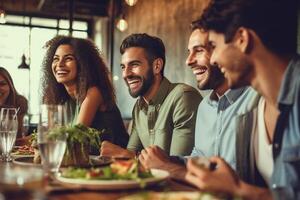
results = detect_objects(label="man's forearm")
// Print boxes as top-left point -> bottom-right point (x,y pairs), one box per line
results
238,181 -> 272,200
163,162 -> 187,181
122,149 -> 136,158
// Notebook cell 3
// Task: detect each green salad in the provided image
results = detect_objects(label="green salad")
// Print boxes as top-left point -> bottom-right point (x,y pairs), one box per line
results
48,124 -> 101,149
48,124 -> 104,166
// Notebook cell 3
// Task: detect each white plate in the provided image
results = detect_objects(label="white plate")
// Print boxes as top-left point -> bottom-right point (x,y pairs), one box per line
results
11,153 -> 35,159
55,169 -> 169,190
118,191 -> 226,200
12,155 -> 110,167
12,156 -> 41,167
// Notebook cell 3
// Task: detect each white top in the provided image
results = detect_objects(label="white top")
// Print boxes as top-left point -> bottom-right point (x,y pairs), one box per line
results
254,97 -> 274,185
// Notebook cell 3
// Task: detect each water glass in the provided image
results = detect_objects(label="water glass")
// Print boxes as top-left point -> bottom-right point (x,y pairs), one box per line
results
21,114 -> 30,137
0,108 -> 18,162
0,164 -> 44,200
37,104 -> 68,175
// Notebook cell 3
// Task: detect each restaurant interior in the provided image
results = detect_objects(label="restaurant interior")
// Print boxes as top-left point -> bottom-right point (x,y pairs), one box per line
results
0,0 -> 300,200
0,0 -> 209,119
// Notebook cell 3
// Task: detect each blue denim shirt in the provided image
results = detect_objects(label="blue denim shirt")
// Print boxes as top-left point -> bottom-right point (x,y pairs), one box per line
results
271,55 -> 300,200
189,87 -> 258,169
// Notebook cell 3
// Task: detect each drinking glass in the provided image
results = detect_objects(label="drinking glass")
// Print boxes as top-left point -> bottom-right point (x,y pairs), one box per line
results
0,107 -> 18,162
0,165 -> 44,200
37,104 -> 68,176
22,114 -> 30,137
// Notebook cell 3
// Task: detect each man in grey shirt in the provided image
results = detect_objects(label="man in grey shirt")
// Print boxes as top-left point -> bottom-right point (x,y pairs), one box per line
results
139,21 -> 259,180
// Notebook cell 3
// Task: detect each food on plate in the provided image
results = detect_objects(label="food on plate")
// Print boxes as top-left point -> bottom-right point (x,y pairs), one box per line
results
61,159 -> 153,180
27,131 -> 41,163
11,132 -> 37,157
11,145 -> 35,156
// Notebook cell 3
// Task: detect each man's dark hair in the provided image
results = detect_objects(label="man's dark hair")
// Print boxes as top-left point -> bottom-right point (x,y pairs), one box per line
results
191,20 -> 206,32
197,0 -> 297,55
120,33 -> 166,76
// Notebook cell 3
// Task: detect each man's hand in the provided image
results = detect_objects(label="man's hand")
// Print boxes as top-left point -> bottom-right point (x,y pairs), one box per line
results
139,145 -> 187,180
100,141 -> 135,158
186,156 -> 273,200
185,156 -> 240,194
139,145 -> 170,169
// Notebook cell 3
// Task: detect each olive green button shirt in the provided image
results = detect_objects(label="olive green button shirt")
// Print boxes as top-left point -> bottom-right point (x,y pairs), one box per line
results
127,78 -> 202,156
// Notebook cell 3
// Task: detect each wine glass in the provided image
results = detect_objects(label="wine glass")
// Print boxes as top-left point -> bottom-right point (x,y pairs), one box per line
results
0,107 -> 18,162
37,104 -> 68,177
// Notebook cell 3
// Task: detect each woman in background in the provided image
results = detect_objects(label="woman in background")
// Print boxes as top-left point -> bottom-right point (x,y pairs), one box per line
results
41,36 -> 129,149
0,67 -> 28,139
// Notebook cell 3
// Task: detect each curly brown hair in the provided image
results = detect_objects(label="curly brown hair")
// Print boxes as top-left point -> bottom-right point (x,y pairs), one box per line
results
41,36 -> 116,108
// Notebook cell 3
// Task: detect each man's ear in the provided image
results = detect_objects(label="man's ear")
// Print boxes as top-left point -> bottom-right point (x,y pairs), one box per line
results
234,27 -> 252,54
153,58 -> 163,75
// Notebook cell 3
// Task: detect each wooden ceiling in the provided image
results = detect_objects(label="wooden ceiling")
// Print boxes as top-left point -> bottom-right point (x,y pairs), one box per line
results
2,0 -> 112,19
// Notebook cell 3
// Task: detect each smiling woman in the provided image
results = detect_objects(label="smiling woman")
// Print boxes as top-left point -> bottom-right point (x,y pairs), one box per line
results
41,36 -> 129,152
0,67 -> 28,138
51,45 -> 78,86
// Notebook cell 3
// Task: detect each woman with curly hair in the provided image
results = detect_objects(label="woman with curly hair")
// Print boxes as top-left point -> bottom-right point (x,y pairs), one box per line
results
41,36 -> 128,149
0,67 -> 28,139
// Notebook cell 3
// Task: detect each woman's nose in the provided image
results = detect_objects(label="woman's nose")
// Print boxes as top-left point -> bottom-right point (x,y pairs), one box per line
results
57,59 -> 65,67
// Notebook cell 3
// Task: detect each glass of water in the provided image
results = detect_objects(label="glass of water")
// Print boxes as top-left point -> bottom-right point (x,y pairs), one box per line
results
0,164 -> 44,200
37,104 -> 68,176
0,107 -> 18,162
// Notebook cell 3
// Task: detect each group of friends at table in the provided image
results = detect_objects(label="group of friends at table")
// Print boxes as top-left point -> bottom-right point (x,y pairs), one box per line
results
0,0 -> 299,199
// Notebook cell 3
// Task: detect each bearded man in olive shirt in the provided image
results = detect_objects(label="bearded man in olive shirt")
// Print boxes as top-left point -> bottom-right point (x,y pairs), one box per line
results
100,33 -> 201,157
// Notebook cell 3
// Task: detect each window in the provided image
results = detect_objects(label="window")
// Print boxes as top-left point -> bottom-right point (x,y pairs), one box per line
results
0,15 -> 89,122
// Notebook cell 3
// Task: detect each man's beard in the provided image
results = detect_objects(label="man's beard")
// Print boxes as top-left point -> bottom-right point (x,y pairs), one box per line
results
227,58 -> 252,89
127,69 -> 154,98
199,64 -> 225,90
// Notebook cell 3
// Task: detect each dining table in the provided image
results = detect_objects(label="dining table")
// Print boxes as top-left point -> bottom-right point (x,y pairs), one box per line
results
0,158 -> 198,200
49,179 -> 197,200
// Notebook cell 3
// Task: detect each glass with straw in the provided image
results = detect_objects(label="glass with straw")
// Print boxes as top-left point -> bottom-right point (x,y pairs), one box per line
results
0,107 -> 19,162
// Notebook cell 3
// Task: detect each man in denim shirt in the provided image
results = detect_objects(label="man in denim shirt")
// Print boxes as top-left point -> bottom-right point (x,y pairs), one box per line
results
185,0 -> 299,199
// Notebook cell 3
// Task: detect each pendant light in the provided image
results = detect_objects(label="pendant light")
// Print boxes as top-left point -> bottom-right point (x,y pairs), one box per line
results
18,0 -> 30,69
125,0 -> 138,6
116,15 -> 128,32
18,54 -> 30,69
116,2 -> 128,32
0,1 -> 6,24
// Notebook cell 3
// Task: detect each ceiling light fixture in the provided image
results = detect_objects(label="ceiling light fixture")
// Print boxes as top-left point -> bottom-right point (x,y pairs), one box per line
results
0,9 -> 6,24
116,17 -> 128,32
18,54 -> 30,69
18,0 -> 30,70
125,0 -> 138,6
